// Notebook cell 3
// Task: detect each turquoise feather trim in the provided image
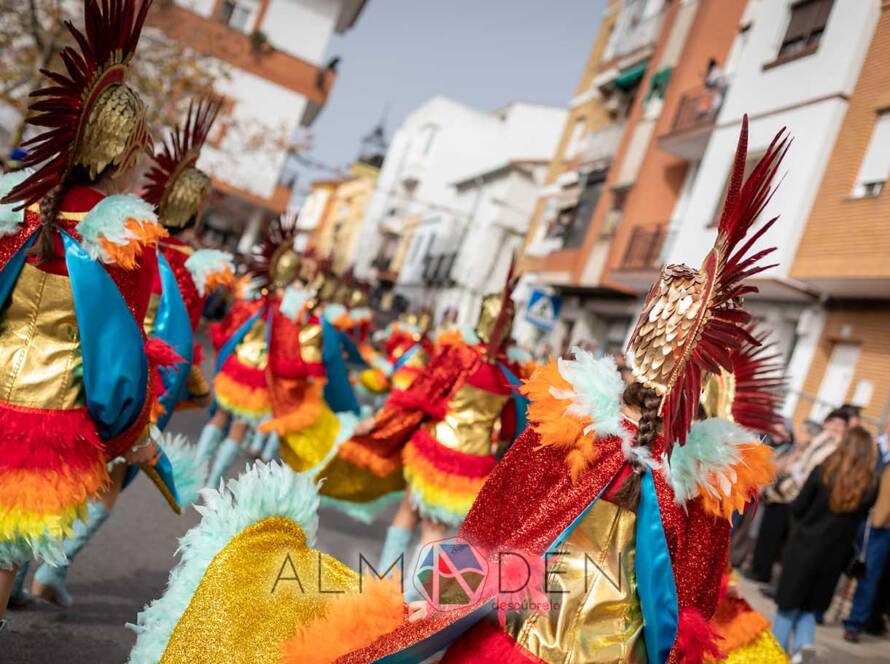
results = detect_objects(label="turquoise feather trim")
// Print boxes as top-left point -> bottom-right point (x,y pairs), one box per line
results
319,491 -> 405,525
279,284 -> 315,321
0,169 -> 32,236
0,531 -> 66,570
76,194 -> 159,264
664,417 -> 756,506
127,461 -> 320,664
552,348 -> 627,440
184,249 -> 234,296
157,433 -> 208,509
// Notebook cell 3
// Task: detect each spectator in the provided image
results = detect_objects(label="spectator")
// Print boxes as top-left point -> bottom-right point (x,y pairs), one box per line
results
840,403 -> 863,429
772,427 -> 878,661
748,411 -> 848,583
844,421 -> 890,642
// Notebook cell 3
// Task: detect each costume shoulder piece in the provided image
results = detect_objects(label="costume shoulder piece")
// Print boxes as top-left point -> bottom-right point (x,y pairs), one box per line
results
279,283 -> 316,322
521,349 -> 626,481
76,193 -> 165,268
184,248 -> 235,296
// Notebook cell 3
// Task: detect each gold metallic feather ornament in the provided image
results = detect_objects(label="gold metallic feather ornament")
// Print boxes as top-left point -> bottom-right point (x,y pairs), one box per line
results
627,116 -> 789,448
477,253 -> 518,354
251,210 -> 302,290
143,98 -> 223,229
2,0 -> 155,209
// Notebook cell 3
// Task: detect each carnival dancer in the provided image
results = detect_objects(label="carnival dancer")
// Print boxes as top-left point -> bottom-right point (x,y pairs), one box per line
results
318,272 -> 528,550
0,0 -> 169,622
22,98 -> 229,607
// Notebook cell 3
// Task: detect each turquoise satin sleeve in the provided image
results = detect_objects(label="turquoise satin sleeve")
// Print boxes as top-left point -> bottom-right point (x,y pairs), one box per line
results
63,232 -> 147,440
498,361 -> 529,441
339,327 -> 368,368
0,234 -> 35,306
322,318 -> 361,414
153,252 -> 195,431
214,307 -> 264,373
636,469 -> 679,664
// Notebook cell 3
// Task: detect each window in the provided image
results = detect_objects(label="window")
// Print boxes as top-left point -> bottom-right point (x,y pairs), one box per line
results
852,111 -> 890,198
564,171 -> 605,248
565,117 -> 587,160
220,0 -> 253,32
776,0 -> 834,61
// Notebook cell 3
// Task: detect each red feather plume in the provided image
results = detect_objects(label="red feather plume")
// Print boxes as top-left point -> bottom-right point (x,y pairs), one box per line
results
662,116 -> 790,448
2,0 -> 153,209
730,324 -> 787,436
142,96 -> 222,209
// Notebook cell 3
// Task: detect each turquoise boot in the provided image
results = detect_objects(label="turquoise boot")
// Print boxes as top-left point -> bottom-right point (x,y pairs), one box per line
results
8,562 -> 29,607
32,501 -> 111,608
206,438 -> 242,489
247,429 -> 267,457
260,434 -> 279,462
195,422 -> 225,463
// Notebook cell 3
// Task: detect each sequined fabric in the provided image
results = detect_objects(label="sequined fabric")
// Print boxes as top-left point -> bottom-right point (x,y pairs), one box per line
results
161,516 -> 358,664
506,499 -> 647,663
0,263 -> 84,409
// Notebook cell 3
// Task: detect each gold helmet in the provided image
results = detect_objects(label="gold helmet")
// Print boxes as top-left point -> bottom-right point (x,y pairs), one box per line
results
252,211 -> 302,291
476,255 -> 519,353
143,98 -> 222,229
3,0 -> 153,208
627,118 -> 788,447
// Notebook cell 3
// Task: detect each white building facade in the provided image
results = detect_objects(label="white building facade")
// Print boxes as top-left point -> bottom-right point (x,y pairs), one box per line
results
659,0 -> 880,418
355,97 -> 566,322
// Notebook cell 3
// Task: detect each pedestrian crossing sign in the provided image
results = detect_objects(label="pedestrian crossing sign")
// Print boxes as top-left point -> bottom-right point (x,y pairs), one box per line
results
525,288 -> 561,331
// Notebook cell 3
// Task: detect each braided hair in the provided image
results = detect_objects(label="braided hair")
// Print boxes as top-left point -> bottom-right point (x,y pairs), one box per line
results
27,183 -> 67,261
611,381 -> 663,511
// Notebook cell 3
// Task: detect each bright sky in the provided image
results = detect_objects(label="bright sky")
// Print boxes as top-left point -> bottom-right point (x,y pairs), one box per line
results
295,0 -> 606,192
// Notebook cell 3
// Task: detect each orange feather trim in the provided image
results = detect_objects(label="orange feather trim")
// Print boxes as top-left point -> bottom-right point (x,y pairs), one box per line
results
0,463 -> 110,516
259,382 -> 325,436
337,439 -> 402,478
521,360 -> 598,481
699,443 -> 775,521
278,576 -> 406,664
204,267 -> 234,293
100,218 -> 168,270
214,372 -> 271,414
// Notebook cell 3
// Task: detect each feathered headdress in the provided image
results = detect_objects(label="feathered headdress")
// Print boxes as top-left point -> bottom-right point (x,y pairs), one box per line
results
627,117 -> 789,448
478,252 -> 519,357
250,210 -> 301,289
143,97 -> 222,228
727,325 -> 786,434
2,0 -> 153,209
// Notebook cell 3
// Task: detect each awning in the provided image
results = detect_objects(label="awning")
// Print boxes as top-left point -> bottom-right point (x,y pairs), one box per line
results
614,59 -> 649,90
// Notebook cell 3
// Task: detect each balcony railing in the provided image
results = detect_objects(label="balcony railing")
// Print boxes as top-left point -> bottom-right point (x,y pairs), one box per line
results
606,9 -> 664,62
575,123 -> 625,167
671,85 -> 724,134
620,224 -> 668,270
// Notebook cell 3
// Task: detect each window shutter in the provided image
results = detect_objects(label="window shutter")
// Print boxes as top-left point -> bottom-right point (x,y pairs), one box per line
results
854,112 -> 890,193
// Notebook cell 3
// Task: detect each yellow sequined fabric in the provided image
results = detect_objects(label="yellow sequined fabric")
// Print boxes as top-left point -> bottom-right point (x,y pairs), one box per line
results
235,317 -> 269,369
424,383 -> 509,457
279,405 -> 339,473
700,369 -> 737,421
0,264 -> 84,409
161,516 -> 358,664
505,499 -> 647,664
298,323 -> 323,364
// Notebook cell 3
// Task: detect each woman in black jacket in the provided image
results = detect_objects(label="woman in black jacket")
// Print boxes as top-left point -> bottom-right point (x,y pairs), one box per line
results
773,426 -> 877,660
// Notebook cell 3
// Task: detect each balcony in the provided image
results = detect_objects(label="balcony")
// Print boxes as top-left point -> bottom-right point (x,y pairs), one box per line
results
566,123 -> 625,171
610,223 -> 671,291
658,85 -> 724,160
603,9 -> 664,67
146,4 -> 335,108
